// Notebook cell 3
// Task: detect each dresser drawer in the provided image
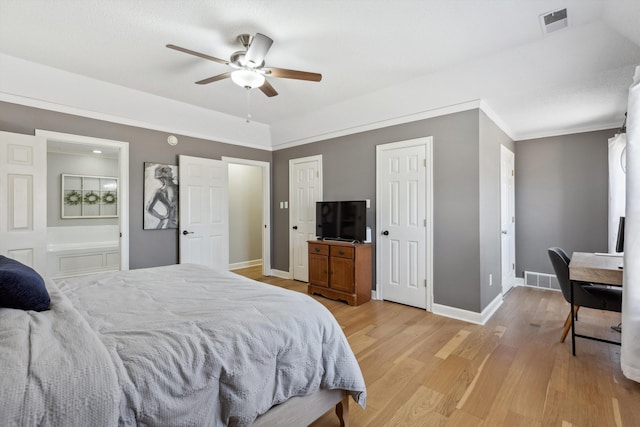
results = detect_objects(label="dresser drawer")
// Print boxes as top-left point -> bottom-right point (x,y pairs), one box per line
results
308,242 -> 329,256
330,245 -> 354,259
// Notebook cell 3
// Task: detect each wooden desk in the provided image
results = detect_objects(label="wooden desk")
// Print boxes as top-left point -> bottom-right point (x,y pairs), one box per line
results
569,252 -> 623,286
568,251 -> 623,355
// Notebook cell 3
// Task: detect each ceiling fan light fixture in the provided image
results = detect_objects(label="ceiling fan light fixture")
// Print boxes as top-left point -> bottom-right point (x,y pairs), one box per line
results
231,69 -> 265,89
168,32 -> 321,98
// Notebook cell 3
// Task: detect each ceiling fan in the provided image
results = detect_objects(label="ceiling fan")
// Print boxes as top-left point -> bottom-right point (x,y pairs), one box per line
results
166,33 -> 322,97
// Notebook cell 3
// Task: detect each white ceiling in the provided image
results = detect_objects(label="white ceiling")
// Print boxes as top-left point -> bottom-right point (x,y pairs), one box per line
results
1,0 -> 639,149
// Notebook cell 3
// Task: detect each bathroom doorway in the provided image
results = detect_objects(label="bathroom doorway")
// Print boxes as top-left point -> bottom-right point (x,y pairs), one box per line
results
37,130 -> 129,278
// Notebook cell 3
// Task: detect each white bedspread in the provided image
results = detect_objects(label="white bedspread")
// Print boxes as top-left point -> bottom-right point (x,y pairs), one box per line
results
1,264 -> 365,426
0,274 -> 121,426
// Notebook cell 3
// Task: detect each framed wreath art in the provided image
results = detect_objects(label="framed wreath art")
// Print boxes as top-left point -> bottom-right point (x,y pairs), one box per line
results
64,190 -> 82,206
102,191 -> 117,205
83,191 -> 100,205
61,174 -> 119,218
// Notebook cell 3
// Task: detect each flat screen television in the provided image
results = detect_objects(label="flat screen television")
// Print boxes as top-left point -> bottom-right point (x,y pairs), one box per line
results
616,216 -> 625,253
316,200 -> 367,242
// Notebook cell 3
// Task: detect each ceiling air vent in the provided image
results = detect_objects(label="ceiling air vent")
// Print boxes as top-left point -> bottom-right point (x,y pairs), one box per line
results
539,8 -> 568,34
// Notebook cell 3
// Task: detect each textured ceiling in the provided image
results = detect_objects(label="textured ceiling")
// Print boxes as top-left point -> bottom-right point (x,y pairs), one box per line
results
1,0 -> 639,146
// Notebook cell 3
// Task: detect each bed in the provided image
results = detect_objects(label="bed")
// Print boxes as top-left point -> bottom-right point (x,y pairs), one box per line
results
0,262 -> 366,426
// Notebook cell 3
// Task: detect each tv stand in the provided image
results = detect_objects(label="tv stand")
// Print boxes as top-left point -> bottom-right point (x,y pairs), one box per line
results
320,237 -> 360,244
307,240 -> 372,306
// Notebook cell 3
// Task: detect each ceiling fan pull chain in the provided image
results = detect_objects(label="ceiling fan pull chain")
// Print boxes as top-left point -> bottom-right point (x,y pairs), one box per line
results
246,88 -> 252,123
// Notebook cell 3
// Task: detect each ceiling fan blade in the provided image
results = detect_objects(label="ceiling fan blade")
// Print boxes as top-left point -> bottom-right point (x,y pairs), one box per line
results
259,80 -> 278,97
265,67 -> 322,82
245,33 -> 273,67
195,72 -> 232,85
166,44 -> 229,65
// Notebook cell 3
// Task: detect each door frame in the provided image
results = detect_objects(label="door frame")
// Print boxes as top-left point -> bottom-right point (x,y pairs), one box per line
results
222,156 -> 271,276
35,130 -> 130,271
289,155 -> 323,280
376,137 -> 434,311
500,145 -> 516,295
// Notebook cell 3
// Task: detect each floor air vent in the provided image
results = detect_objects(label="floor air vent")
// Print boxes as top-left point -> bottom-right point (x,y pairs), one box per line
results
539,8 -> 568,34
524,271 -> 560,291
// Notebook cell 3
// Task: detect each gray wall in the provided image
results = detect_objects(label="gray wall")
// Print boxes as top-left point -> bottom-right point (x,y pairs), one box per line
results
479,111 -> 515,308
228,163 -> 263,265
273,109 -> 512,312
11,98 -> 612,313
514,129 -> 614,276
1,101 -> 272,269
47,151 -> 119,227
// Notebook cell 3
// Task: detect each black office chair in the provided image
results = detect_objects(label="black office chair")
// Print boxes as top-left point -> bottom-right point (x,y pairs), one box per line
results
547,247 -> 622,354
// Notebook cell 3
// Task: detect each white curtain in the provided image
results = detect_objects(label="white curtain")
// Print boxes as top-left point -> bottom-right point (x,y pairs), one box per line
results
609,132 -> 627,253
622,66 -> 640,382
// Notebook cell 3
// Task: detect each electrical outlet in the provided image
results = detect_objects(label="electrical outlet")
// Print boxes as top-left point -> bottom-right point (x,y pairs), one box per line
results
489,274 -> 493,286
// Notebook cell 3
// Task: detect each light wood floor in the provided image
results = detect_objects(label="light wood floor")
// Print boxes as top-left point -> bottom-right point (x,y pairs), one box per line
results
234,266 -> 640,426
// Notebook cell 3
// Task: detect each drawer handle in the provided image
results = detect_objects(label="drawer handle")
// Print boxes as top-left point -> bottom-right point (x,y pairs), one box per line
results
339,250 -> 345,255
315,247 -> 321,252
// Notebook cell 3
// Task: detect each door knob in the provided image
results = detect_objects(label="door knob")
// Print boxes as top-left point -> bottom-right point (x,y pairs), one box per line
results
293,226 -> 298,230
382,230 -> 389,236
182,230 -> 194,235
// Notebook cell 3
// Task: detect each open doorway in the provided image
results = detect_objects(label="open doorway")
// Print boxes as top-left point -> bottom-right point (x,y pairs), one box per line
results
36,130 -> 129,278
222,157 -> 271,276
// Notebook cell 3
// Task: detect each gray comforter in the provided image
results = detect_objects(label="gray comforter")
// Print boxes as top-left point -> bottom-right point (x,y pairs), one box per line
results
0,264 -> 366,426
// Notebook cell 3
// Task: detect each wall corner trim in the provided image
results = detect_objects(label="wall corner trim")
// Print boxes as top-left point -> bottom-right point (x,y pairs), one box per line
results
479,100 -> 515,140
271,99 -> 485,150
432,294 -> 503,325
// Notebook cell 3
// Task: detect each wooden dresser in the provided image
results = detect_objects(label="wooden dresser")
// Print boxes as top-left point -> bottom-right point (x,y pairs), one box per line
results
307,240 -> 372,306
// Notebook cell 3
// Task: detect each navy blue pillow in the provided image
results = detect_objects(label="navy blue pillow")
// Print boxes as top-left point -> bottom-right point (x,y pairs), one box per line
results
0,256 -> 50,311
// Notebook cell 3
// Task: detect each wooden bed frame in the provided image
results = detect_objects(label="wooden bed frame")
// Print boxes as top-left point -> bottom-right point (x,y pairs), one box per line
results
252,389 -> 350,427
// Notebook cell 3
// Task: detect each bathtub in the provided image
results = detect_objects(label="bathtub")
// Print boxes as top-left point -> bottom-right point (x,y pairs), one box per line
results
47,225 -> 120,279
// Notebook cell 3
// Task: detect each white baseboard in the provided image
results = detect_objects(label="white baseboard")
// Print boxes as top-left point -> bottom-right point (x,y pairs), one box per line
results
270,269 -> 291,279
229,259 -> 262,271
432,293 -> 503,325
481,294 -> 504,323
371,290 -> 378,300
515,277 -> 525,286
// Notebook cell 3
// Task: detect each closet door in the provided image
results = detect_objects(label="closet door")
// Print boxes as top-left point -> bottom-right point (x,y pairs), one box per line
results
178,155 -> 229,270
377,138 -> 432,310
289,155 -> 322,282
0,131 -> 47,274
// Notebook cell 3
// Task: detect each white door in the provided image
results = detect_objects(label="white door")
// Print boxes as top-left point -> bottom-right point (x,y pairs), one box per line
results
377,137 -> 433,310
289,155 -> 322,282
179,155 -> 229,270
500,145 -> 516,295
0,131 -> 47,274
